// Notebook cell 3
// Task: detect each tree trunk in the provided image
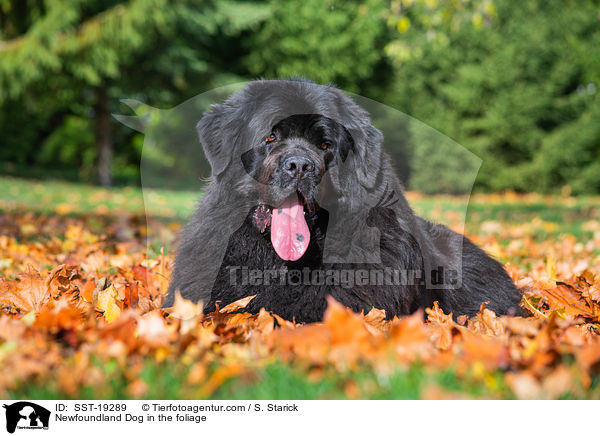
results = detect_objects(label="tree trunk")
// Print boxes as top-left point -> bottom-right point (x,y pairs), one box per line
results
95,87 -> 112,186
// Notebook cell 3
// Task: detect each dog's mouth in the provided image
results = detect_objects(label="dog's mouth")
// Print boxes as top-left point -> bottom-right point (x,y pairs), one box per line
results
254,191 -> 316,261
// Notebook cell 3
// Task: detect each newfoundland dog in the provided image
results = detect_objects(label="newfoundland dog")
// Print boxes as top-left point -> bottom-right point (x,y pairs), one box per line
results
164,79 -> 521,322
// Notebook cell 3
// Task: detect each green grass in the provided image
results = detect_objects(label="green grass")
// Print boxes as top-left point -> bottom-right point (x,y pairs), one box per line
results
5,358 -> 515,400
2,175 -> 597,245
11,356 -> 598,400
410,195 -> 600,243
0,176 -> 197,220
212,363 -> 515,400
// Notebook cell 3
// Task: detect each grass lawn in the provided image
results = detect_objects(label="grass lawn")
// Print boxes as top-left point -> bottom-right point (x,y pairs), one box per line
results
2,175 -> 598,242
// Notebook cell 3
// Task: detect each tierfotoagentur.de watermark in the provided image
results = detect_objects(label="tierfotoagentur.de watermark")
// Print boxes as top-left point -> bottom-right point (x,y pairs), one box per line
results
227,266 -> 459,289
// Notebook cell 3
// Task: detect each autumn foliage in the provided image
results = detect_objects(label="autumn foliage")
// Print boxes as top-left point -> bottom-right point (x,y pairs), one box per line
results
1,193 -> 600,399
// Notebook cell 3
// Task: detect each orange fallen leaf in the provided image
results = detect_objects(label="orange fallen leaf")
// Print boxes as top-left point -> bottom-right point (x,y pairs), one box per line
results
219,295 -> 256,313
0,265 -> 49,313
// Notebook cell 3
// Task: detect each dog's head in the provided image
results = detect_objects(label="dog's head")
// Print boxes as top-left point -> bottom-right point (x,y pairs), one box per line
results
242,113 -> 355,202
240,114 -> 355,260
196,79 -> 385,261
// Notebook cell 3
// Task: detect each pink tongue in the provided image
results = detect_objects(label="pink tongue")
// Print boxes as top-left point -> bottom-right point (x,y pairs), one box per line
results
271,194 -> 310,261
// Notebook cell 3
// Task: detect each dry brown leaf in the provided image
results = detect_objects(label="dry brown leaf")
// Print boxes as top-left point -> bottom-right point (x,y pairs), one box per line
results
167,292 -> 203,335
468,303 -> 505,336
219,295 -> 257,313
426,302 -> 457,350
541,366 -> 573,399
136,310 -> 175,347
506,372 -> 541,399
0,265 -> 49,313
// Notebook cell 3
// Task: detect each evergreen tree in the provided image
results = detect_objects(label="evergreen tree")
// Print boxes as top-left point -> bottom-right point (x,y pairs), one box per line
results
0,0 -> 269,185
246,0 -> 392,97
388,0 -> 600,193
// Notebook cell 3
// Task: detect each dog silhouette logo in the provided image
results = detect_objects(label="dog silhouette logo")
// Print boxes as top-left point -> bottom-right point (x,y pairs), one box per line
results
2,402 -> 50,433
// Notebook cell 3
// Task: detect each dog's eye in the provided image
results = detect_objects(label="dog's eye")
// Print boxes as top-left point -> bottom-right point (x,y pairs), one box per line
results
265,133 -> 276,143
320,142 -> 331,151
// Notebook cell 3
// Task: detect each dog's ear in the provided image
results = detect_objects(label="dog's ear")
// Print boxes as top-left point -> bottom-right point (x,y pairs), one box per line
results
353,123 -> 383,190
337,124 -> 355,162
196,103 -> 231,177
329,89 -> 382,190
240,146 -> 264,180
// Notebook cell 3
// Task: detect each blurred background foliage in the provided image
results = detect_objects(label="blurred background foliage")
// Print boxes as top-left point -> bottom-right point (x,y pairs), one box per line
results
0,0 -> 598,193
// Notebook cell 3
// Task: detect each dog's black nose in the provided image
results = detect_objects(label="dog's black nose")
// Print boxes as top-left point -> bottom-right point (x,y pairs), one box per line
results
282,155 -> 314,179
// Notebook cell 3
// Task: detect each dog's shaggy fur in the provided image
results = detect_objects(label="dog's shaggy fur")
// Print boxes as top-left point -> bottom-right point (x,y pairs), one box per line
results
164,79 -> 521,322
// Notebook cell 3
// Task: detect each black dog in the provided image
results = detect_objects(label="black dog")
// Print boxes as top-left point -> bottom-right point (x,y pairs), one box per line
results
165,79 -> 521,322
